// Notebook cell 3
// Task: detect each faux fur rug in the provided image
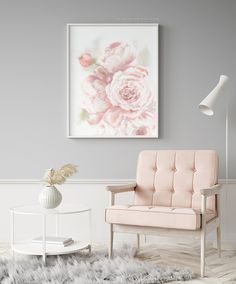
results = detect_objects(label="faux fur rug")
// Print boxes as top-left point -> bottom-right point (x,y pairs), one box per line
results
0,245 -> 192,284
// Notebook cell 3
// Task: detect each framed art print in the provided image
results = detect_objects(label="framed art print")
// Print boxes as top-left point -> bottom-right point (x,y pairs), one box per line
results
67,23 -> 159,138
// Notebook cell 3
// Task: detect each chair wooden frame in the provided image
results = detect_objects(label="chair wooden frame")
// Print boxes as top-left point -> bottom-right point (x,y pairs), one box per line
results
107,183 -> 221,278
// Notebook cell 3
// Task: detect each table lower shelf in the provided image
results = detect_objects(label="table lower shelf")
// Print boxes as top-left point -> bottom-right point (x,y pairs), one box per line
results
12,240 -> 90,256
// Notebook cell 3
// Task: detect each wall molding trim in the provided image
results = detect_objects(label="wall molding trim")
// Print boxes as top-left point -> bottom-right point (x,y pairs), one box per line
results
0,179 -> 136,185
0,178 -> 235,185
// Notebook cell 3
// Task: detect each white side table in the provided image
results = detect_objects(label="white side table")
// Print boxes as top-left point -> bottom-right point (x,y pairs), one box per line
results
10,203 -> 92,264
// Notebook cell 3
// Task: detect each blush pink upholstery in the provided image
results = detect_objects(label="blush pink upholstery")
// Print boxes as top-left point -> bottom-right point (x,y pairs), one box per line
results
106,205 -> 216,230
135,150 -> 218,211
106,150 -> 218,230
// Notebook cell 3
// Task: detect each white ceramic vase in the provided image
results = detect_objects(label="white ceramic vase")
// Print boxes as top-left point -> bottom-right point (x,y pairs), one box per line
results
39,185 -> 62,209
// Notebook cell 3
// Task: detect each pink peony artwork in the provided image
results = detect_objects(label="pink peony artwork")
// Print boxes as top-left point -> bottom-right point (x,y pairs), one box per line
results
68,24 -> 158,137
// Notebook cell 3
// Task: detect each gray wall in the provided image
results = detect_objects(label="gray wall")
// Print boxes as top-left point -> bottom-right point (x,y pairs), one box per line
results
0,0 -> 235,179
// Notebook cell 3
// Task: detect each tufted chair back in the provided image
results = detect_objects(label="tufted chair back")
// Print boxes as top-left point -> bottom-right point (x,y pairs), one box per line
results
134,150 -> 218,211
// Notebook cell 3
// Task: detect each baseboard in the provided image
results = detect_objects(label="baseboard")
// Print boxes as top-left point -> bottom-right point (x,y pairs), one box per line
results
213,238 -> 236,250
219,179 -> 236,183
1,239 -> 235,250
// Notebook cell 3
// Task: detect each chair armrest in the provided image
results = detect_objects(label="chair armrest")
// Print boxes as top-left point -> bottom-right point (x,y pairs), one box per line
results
107,183 -> 136,206
201,184 -> 221,226
200,184 -> 221,197
106,183 -> 136,194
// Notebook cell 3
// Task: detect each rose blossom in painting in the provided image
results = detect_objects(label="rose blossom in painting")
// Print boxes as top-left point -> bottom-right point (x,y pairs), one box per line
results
79,53 -> 93,67
99,42 -> 136,73
87,66 -> 156,136
106,66 -> 153,113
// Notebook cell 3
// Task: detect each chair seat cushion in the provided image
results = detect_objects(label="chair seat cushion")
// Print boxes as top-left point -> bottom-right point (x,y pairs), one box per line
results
105,205 -> 216,230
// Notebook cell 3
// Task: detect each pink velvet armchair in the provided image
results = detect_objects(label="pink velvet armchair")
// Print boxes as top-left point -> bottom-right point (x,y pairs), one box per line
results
105,150 -> 221,277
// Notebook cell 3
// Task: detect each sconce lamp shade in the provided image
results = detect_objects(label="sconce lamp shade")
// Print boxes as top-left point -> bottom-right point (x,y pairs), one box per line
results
199,75 -> 229,116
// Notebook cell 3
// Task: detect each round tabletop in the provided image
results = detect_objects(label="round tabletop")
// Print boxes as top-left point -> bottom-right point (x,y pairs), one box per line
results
10,203 -> 91,215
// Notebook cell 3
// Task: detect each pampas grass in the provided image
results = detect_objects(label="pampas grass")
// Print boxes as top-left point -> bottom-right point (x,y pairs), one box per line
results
43,164 -> 77,186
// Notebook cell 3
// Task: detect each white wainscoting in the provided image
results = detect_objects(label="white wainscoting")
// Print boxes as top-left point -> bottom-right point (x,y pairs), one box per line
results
0,179 -> 235,248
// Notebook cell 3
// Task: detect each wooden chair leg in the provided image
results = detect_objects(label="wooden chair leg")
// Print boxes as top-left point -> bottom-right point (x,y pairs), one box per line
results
137,234 -> 140,249
201,230 -> 206,277
108,224 -> 113,258
217,225 -> 221,257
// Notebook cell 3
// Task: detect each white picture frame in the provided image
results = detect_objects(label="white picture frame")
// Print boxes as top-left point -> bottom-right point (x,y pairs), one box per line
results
67,23 -> 159,138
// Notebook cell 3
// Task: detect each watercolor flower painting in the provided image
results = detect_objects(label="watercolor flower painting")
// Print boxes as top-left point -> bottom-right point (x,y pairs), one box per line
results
68,24 -> 158,137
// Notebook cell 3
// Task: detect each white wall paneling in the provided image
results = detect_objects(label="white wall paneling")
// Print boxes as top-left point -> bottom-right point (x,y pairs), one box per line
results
0,179 -> 235,248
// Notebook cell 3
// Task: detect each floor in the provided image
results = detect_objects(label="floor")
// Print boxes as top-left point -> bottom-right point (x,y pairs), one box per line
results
136,239 -> 236,284
1,240 -> 236,284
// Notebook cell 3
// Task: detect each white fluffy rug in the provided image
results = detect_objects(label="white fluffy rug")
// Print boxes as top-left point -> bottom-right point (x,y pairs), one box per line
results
0,245 -> 192,284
